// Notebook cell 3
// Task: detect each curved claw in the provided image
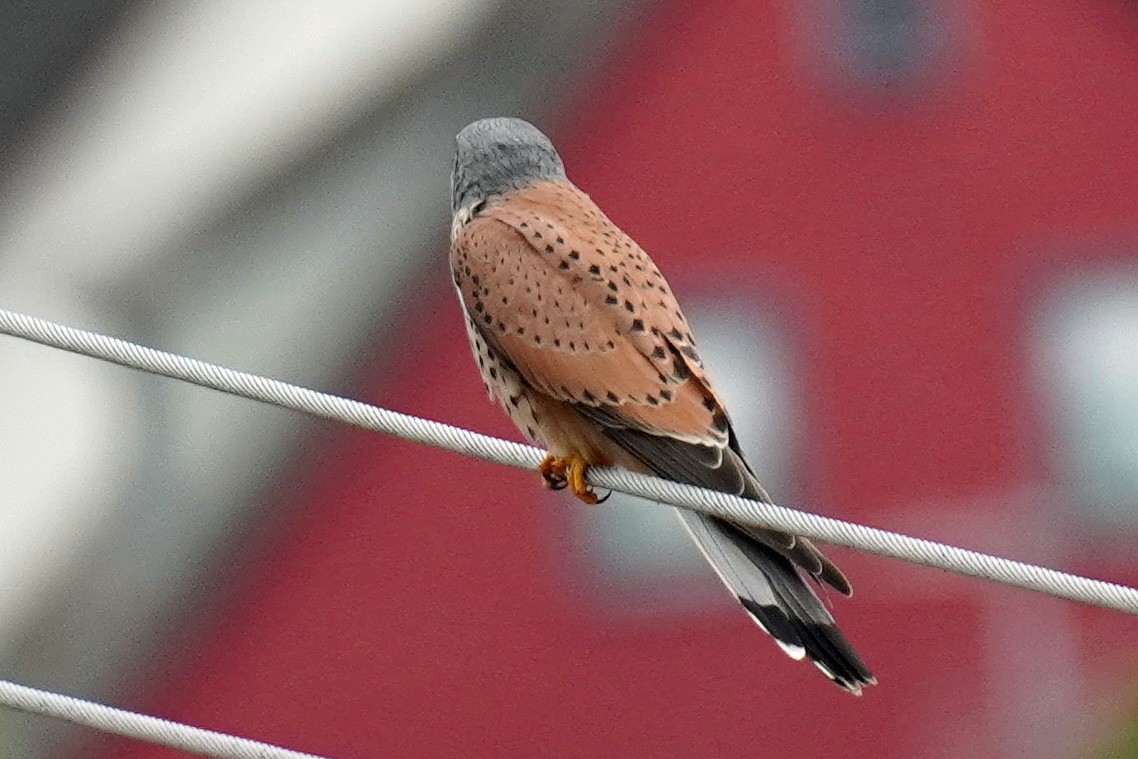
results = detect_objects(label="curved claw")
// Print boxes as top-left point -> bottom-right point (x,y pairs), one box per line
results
564,456 -> 598,505
539,453 -> 568,490
537,453 -> 600,504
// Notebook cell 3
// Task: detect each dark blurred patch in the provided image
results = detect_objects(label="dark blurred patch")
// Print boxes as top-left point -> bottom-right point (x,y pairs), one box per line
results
0,0 -> 136,174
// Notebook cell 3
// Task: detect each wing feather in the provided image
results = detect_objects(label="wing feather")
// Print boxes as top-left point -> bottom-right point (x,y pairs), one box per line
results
450,179 -> 852,597
450,182 -> 722,445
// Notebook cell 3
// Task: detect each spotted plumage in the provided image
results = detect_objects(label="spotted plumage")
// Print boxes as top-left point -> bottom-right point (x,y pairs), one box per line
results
448,117 -> 875,694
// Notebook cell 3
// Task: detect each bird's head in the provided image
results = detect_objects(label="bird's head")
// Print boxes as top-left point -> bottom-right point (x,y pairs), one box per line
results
451,117 -> 566,219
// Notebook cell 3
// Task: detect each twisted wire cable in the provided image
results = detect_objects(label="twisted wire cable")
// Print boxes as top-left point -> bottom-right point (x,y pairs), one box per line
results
2,307 -> 1135,615
0,679 -> 330,759
1,306 -> 1137,759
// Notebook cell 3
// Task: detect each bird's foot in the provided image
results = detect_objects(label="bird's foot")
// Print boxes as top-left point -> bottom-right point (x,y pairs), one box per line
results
538,453 -> 600,504
539,453 -> 568,490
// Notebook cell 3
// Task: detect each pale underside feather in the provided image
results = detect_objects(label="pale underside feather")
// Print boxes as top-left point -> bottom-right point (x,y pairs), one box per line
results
449,177 -> 871,692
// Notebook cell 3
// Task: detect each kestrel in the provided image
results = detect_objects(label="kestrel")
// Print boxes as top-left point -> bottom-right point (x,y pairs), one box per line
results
449,117 -> 874,694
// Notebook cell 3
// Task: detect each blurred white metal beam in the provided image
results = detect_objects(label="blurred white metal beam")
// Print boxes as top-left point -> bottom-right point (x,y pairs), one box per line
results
2,0 -> 489,282
0,0 -> 495,659
0,1 -> 644,757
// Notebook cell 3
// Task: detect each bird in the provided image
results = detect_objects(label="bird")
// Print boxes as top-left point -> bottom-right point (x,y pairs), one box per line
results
448,116 -> 875,694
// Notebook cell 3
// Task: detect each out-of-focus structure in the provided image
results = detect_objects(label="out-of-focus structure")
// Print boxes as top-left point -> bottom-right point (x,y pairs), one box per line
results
0,1 -> 1136,758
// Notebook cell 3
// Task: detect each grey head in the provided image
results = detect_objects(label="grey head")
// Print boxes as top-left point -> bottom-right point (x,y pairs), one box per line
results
451,117 -> 566,215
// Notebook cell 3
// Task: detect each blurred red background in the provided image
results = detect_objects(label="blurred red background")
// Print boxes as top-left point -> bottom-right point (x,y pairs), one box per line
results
81,1 -> 1138,757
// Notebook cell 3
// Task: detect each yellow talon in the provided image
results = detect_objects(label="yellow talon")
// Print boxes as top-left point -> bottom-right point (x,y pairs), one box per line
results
539,453 -> 568,490
537,453 -> 599,504
565,455 -> 598,504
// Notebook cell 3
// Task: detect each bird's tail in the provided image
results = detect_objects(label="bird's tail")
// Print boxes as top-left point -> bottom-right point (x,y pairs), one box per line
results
675,508 -> 876,694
